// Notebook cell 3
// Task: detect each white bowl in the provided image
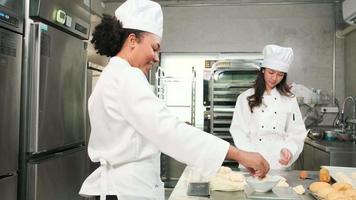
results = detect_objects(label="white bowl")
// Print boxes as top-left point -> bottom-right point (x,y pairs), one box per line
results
246,175 -> 281,193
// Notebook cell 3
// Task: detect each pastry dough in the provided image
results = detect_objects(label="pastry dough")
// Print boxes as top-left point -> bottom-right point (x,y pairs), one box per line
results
316,187 -> 335,199
210,166 -> 246,191
293,185 -> 305,195
326,191 -> 349,200
335,172 -> 353,185
309,181 -> 331,193
345,189 -> 356,200
332,182 -> 353,191
276,180 -> 289,187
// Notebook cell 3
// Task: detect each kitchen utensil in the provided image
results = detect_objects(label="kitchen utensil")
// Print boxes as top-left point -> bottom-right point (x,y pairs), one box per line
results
244,186 -> 302,199
187,182 -> 210,197
308,129 -> 324,140
334,129 -> 354,141
324,130 -> 337,141
246,175 -> 281,193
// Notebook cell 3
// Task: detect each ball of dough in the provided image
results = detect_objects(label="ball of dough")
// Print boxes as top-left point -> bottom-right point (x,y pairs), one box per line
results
309,181 -> 331,193
326,191 -> 349,200
316,187 -> 335,199
320,168 -> 331,182
332,182 -> 353,191
345,189 -> 356,200
218,166 -> 232,175
228,172 -> 245,182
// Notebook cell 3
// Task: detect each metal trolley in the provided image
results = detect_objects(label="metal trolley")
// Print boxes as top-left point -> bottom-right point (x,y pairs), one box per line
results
204,60 -> 260,164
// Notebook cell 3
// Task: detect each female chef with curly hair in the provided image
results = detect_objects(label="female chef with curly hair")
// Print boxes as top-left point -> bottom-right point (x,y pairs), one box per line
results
80,0 -> 269,200
230,45 -> 307,170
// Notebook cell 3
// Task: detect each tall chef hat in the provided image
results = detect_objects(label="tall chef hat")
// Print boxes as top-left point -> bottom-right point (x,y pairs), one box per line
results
262,44 -> 294,73
115,0 -> 163,38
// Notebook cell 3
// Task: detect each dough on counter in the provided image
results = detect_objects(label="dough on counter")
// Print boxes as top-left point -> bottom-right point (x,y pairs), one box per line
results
210,166 -> 246,191
332,182 -> 353,191
326,191 -> 349,200
345,189 -> 356,200
352,172 -> 356,180
217,166 -> 232,174
316,187 -> 335,199
309,181 -> 331,193
276,180 -> 289,187
293,185 -> 305,195
210,176 -> 245,191
335,172 -> 353,185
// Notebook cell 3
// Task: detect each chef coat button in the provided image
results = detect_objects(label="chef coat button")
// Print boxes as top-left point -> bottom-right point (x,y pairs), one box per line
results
259,138 -> 262,141
262,110 -> 264,112
262,125 -> 264,128
274,112 -> 277,114
273,127 -> 276,129
274,97 -> 277,100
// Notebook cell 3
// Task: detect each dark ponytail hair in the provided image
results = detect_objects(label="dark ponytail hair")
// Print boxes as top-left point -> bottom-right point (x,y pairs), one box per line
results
91,14 -> 144,57
247,67 -> 292,113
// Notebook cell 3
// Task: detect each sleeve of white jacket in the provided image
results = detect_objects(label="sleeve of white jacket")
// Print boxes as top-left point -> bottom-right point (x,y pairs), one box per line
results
112,70 -> 229,177
281,97 -> 308,167
229,92 -> 256,152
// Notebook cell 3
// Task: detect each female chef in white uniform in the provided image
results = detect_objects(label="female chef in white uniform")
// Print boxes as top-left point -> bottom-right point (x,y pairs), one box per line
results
230,45 -> 307,170
79,0 -> 269,199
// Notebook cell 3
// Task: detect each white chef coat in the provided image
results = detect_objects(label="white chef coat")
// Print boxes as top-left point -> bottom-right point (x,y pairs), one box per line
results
79,57 -> 229,199
230,88 -> 307,170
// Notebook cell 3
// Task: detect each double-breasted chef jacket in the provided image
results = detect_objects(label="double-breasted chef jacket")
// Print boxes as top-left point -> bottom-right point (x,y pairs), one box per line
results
79,57 -> 229,200
230,88 -> 307,170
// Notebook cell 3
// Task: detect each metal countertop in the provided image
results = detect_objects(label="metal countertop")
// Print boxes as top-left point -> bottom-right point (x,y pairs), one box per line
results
305,137 -> 356,152
169,167 -> 319,200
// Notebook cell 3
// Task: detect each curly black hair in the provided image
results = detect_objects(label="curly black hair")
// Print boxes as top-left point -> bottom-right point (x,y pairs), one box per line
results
91,14 -> 144,57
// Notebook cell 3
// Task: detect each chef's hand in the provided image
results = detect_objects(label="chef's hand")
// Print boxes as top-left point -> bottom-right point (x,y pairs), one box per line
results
279,148 -> 292,165
226,146 -> 270,178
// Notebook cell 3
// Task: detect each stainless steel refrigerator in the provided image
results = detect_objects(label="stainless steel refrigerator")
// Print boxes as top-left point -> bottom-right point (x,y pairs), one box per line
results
21,0 -> 91,199
0,0 -> 23,200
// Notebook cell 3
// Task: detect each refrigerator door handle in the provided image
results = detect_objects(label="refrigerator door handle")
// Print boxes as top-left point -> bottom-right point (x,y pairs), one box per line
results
28,23 -> 41,154
0,173 -> 15,179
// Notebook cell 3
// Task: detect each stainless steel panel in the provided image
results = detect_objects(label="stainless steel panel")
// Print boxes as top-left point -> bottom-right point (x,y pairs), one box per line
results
0,28 -> 21,174
0,0 -> 24,34
30,0 -> 90,39
0,175 -> 18,200
27,149 -> 87,200
28,23 -> 86,153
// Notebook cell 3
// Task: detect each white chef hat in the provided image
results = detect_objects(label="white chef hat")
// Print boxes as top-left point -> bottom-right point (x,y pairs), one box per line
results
115,0 -> 163,38
262,44 -> 294,73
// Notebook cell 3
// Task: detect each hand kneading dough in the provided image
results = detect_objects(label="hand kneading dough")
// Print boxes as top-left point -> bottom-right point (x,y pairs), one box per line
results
210,167 -> 246,191
293,185 -> 305,195
309,182 -> 331,193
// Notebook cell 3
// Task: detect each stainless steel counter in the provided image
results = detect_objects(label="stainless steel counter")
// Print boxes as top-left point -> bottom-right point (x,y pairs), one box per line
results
304,137 -> 356,152
168,167 -> 318,200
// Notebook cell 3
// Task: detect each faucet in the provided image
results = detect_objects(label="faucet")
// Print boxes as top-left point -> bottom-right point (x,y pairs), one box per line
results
338,96 -> 356,140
